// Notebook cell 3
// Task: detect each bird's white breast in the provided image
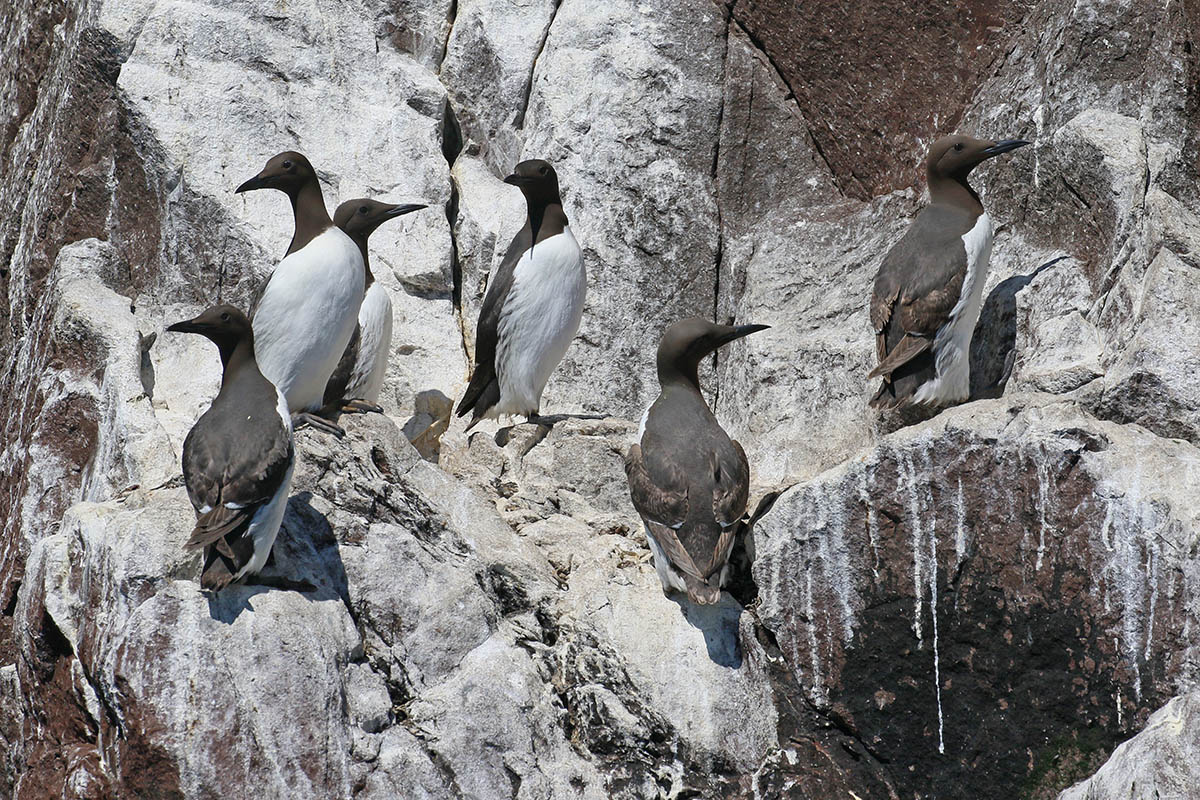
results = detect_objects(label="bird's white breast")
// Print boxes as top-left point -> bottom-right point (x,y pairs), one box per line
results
494,228 -> 586,417
346,282 -> 393,404
252,228 -> 365,413
913,212 -> 993,406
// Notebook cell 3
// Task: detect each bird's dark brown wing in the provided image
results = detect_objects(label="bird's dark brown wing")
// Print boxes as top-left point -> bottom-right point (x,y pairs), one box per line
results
457,222 -> 532,420
181,399 -> 292,553
869,205 -> 976,393
629,441 -> 711,582
322,323 -> 360,410
644,521 -> 705,581
247,269 -> 273,319
686,439 -> 751,579
625,443 -> 688,529
711,440 -> 751,527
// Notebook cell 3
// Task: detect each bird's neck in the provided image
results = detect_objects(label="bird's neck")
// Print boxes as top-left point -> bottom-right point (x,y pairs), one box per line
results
927,171 -> 984,217
526,198 -> 567,246
286,180 -> 332,256
658,365 -> 703,397
351,234 -> 373,286
218,339 -> 257,390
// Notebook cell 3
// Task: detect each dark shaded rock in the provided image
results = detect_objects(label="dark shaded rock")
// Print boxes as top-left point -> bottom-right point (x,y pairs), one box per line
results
753,398 -> 1200,800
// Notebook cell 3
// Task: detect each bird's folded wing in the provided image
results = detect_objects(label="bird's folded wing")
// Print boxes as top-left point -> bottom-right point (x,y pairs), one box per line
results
323,323 -> 360,409
247,268 -> 274,319
182,420 -> 293,550
711,441 -> 751,527
870,260 -> 966,377
866,333 -> 932,379
185,503 -> 260,550
645,520 -> 707,581
624,444 -> 688,527
871,207 -> 975,376
457,223 -> 530,417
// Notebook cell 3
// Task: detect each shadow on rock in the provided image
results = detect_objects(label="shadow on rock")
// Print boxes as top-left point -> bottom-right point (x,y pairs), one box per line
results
672,492 -> 780,669
206,490 -> 351,624
971,255 -> 1070,397
672,595 -> 744,669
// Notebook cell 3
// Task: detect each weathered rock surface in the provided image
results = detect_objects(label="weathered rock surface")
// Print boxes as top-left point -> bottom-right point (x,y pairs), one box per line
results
752,396 -> 1200,799
3,0 -> 1200,798
1057,691 -> 1200,800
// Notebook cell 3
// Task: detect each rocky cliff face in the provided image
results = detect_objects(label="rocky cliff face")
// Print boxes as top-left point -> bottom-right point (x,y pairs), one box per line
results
2,0 -> 1199,798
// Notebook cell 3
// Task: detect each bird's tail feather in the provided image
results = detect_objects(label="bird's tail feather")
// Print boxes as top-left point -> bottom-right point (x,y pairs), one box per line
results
684,573 -> 722,605
186,506 -> 252,550
200,549 -> 238,592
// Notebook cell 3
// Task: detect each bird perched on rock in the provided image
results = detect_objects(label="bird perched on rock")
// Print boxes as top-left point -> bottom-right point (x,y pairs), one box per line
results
625,318 -> 769,604
237,151 -> 363,436
322,198 -> 427,415
456,159 -> 585,430
869,135 -> 1030,410
167,305 -> 294,591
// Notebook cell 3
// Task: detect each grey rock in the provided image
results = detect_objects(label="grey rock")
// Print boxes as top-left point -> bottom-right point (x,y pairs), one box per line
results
1058,692 -> 1200,800
4,0 -> 1200,797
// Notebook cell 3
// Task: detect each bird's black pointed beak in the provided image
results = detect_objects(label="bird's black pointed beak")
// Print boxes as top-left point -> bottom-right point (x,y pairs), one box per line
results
166,318 -> 203,334
719,323 -> 770,345
235,174 -> 267,194
384,203 -> 427,217
982,139 -> 1031,157
504,174 -> 531,186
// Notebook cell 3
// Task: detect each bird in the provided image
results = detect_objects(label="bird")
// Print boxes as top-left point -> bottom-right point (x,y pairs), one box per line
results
236,151 -> 364,437
625,318 -> 769,604
456,159 -> 585,430
321,198 -> 427,416
167,305 -> 294,591
869,134 -> 1031,410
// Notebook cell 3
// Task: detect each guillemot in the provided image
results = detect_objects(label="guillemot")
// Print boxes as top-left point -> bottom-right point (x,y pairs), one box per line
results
869,135 -> 1030,409
456,159 -> 585,429
322,198 -> 427,415
625,318 -> 769,604
167,305 -> 294,591
236,151 -> 363,436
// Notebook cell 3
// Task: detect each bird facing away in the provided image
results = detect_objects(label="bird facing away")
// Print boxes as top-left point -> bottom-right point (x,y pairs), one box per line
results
322,198 -> 427,415
456,159 -> 586,430
237,151 -> 364,437
869,135 -> 1030,410
625,318 -> 769,604
167,305 -> 294,592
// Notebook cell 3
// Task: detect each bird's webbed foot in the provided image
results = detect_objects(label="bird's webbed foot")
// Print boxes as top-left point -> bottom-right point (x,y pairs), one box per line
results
341,398 -> 384,414
292,411 -> 346,438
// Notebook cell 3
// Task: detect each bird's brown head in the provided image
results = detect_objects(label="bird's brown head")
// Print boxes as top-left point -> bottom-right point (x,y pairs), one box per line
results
333,198 -> 427,241
927,135 -> 1030,180
504,159 -> 562,205
656,317 -> 769,390
926,135 -> 1030,209
167,304 -> 254,367
235,151 -> 317,196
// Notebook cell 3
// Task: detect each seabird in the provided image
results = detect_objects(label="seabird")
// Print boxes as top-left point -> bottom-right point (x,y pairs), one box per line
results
869,134 -> 1030,409
456,159 -> 585,429
236,151 -> 364,436
625,318 -> 769,604
322,198 -> 427,415
167,305 -> 294,591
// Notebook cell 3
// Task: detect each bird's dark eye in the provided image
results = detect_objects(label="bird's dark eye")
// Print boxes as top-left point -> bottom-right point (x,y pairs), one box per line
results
282,160 -> 293,169
359,206 -> 369,214
539,165 -> 548,175
220,312 -> 231,322
953,143 -> 964,152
